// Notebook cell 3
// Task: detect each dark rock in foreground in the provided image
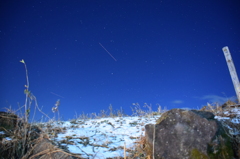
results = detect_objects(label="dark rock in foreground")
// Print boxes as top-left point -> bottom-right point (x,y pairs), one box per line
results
26,138 -> 74,159
145,109 -> 234,159
0,111 -> 18,131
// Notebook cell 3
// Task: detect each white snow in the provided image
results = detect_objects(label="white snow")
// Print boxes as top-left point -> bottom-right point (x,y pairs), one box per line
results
2,103 -> 240,158
39,115 -> 160,158
5,137 -> 12,140
31,107 -> 240,158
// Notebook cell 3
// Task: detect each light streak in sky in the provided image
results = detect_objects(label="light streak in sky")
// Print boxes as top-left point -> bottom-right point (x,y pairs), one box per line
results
50,92 -> 65,98
99,42 -> 117,61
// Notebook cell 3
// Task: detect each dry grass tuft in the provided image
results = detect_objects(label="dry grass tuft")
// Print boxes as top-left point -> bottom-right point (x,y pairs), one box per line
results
0,60 -> 83,159
126,135 -> 152,159
200,100 -> 239,117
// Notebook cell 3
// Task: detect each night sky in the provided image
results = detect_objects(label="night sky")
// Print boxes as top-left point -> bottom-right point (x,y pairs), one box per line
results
1,0 -> 240,121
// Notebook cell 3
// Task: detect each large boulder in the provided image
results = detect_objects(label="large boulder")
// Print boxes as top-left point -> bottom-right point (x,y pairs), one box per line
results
145,109 -> 234,159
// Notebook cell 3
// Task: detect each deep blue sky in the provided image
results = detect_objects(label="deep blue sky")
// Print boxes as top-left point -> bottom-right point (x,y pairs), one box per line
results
1,0 -> 240,121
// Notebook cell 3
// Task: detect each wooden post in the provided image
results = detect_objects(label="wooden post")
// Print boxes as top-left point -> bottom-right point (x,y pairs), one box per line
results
222,46 -> 240,103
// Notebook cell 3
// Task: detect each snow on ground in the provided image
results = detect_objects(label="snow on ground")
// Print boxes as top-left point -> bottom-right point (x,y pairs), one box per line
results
36,107 -> 240,158
41,107 -> 240,158
215,107 -> 240,136
2,107 -> 240,158
40,115 -> 161,158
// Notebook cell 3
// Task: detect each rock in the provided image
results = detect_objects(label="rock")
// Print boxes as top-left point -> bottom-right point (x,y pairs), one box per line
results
25,138 -> 74,159
145,109 -> 234,159
0,111 -> 18,131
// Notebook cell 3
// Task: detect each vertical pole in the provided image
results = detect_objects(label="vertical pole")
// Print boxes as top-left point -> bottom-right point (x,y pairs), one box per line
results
222,46 -> 240,103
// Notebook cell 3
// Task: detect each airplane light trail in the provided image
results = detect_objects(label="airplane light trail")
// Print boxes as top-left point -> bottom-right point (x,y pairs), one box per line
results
99,43 -> 117,61
50,92 -> 65,98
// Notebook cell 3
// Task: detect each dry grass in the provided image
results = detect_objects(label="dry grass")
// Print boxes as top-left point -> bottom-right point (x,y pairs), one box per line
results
127,135 -> 152,159
200,100 -> 239,117
0,60 -> 82,159
131,103 -> 165,118
0,108 -> 84,159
